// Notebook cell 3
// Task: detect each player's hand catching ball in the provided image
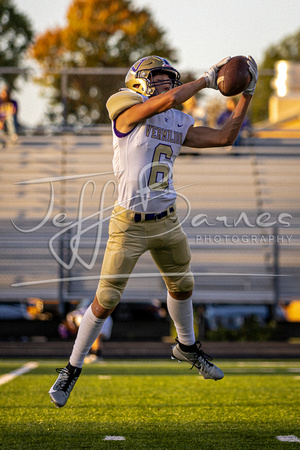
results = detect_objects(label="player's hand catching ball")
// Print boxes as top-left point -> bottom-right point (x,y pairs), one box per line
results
204,57 -> 231,90
243,56 -> 258,95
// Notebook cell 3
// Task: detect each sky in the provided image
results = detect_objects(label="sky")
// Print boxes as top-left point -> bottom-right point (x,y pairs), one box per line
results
12,0 -> 300,126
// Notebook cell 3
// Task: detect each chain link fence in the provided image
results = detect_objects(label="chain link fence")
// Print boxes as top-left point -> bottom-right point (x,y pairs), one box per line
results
0,66 -> 128,130
0,66 -> 277,131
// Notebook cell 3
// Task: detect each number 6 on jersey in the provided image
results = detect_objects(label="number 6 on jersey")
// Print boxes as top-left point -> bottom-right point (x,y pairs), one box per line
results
148,144 -> 173,191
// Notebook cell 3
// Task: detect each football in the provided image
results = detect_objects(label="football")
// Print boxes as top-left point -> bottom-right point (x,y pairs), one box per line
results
217,56 -> 251,97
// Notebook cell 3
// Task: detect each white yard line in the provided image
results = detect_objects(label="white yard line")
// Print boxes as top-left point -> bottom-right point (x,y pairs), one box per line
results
0,362 -> 39,386
103,436 -> 126,441
276,435 -> 300,443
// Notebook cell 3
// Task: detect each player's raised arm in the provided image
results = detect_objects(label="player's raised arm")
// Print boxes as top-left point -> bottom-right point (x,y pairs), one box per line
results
111,56 -> 232,135
122,76 -> 206,122
114,57 -> 208,134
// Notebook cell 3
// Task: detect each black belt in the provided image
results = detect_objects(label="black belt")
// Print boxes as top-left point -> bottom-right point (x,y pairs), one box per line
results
134,206 -> 175,223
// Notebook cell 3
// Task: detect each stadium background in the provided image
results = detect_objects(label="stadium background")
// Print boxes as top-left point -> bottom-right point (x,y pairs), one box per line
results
0,4 -> 299,449
0,67 -> 299,354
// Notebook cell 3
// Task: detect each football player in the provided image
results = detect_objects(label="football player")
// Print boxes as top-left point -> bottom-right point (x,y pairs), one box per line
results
49,55 -> 258,407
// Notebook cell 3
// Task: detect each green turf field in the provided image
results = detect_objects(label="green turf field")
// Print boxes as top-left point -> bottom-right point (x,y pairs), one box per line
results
0,359 -> 299,449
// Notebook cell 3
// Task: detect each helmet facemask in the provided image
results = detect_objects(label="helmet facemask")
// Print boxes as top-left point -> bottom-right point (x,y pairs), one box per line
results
125,56 -> 182,96
140,69 -> 182,96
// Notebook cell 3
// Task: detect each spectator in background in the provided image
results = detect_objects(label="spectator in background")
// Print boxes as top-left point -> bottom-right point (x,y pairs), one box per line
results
217,97 -> 252,146
0,84 -> 18,142
182,95 -> 207,126
58,299 -> 113,363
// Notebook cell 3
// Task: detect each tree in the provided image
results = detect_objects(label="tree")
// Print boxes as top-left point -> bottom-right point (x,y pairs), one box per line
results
252,28 -> 300,123
0,0 -> 33,88
30,0 -> 178,125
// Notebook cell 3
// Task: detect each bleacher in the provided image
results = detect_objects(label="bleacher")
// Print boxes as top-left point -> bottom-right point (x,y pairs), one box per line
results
1,134 -> 299,310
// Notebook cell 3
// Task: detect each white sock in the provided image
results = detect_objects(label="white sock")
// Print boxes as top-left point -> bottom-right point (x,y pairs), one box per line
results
69,305 -> 106,368
167,293 -> 196,346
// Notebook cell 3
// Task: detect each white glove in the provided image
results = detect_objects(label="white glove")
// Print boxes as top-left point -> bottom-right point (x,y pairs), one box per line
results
204,57 -> 231,89
243,55 -> 258,95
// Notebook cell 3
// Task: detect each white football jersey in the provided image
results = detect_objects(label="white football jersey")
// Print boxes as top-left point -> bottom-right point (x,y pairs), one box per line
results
108,91 -> 194,213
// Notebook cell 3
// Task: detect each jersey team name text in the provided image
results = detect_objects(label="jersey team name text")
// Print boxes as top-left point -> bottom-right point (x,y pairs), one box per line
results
146,124 -> 183,145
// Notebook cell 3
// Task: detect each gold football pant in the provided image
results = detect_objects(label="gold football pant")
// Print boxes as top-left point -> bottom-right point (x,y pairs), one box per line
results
96,204 -> 194,309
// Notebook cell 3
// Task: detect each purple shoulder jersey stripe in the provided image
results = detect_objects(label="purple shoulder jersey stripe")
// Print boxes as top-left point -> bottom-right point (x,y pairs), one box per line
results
113,120 -> 135,138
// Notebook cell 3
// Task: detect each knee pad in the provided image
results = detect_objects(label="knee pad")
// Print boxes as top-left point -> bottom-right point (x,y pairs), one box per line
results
177,272 -> 195,292
164,271 -> 194,293
96,286 -> 122,310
